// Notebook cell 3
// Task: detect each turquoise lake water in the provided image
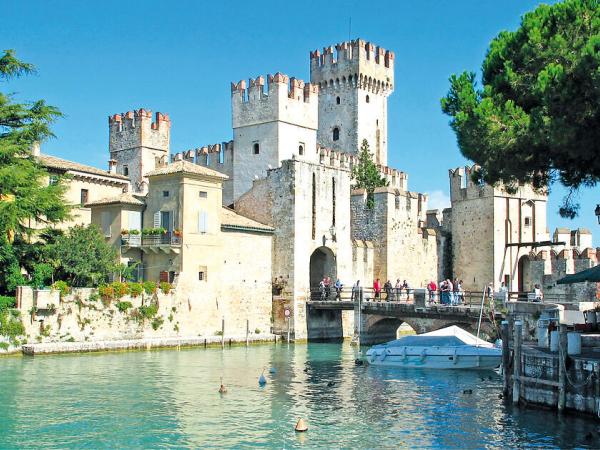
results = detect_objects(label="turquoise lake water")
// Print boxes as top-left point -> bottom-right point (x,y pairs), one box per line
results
1,342 -> 599,449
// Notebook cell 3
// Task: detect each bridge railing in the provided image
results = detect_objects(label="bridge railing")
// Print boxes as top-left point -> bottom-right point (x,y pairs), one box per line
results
308,287 -> 507,310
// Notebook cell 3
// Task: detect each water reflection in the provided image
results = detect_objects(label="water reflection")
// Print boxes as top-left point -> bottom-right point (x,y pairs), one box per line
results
0,342 -> 599,448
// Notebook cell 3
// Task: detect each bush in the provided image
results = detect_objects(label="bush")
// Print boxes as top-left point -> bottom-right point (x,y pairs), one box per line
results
151,316 -> 164,330
143,281 -> 157,296
116,301 -> 133,313
0,308 -> 25,344
0,342 -> 9,351
51,281 -> 69,299
88,292 -> 100,302
137,303 -> 158,320
111,281 -> 129,299
255,328 -> 261,334
159,282 -> 172,295
0,296 -> 15,312
128,282 -> 143,298
98,284 -> 114,301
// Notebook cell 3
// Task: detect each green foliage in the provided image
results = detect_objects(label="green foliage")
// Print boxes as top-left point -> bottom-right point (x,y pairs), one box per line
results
0,308 -> 25,344
115,262 -> 139,282
116,301 -> 133,313
0,296 -> 15,312
255,328 -> 261,334
143,281 -> 157,296
51,280 -> 69,299
30,262 -> 52,289
88,292 -> 100,302
0,342 -> 8,351
137,303 -> 158,321
48,225 -> 118,287
0,50 -> 70,295
441,0 -> 600,217
111,281 -> 129,299
142,227 -> 166,236
98,284 -> 114,302
128,282 -> 143,298
351,139 -> 388,208
159,282 -> 172,295
151,316 -> 164,330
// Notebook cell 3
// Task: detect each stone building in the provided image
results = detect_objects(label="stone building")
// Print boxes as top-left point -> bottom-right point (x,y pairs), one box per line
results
437,165 -> 596,299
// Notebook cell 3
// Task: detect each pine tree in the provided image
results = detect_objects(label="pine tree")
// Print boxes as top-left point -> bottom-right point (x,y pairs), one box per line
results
0,49 -> 69,293
351,139 -> 389,208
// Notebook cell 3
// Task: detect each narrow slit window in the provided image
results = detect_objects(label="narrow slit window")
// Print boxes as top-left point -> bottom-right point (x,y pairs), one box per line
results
333,127 -> 340,141
253,143 -> 260,155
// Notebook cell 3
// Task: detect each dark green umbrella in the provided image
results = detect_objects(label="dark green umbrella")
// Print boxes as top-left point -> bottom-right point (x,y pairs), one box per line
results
556,265 -> 600,284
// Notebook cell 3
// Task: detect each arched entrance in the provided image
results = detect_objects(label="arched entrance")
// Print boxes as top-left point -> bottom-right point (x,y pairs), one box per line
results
309,246 -> 337,299
518,255 -> 531,294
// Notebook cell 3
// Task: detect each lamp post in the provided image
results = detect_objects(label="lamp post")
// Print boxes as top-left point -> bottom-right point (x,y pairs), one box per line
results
595,204 -> 600,224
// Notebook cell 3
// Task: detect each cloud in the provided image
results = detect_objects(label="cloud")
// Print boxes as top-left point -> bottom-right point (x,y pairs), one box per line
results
427,190 -> 451,211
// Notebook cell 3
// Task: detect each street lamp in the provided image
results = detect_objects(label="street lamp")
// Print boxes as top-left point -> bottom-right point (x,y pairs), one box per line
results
595,204 -> 600,224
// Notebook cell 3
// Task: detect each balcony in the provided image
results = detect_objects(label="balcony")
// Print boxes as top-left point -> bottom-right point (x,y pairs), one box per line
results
122,232 -> 181,254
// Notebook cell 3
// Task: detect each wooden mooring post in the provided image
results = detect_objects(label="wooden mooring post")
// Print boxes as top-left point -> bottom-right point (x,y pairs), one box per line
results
558,323 -> 567,413
246,319 -> 249,347
221,317 -> 225,350
512,320 -> 523,405
501,320 -> 510,397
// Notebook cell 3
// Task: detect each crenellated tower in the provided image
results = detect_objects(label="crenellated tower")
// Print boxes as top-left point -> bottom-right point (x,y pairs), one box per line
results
231,72 -> 319,202
310,39 -> 394,165
109,109 -> 170,193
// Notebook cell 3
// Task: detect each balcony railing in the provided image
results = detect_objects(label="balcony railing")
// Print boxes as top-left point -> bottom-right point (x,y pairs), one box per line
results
122,232 -> 181,247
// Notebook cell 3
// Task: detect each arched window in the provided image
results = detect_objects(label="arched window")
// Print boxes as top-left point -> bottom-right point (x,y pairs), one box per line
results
336,96 -> 340,105
366,95 -> 370,103
333,127 -> 340,141
253,142 -> 260,155
298,144 -> 304,155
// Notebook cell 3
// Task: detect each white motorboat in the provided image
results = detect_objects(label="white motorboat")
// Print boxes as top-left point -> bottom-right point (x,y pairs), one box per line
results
365,326 -> 501,370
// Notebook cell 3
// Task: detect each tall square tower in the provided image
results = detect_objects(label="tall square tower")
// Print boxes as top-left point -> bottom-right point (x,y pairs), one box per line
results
310,39 -> 394,165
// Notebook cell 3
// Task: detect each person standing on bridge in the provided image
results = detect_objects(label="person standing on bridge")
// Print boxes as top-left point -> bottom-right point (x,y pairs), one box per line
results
352,280 -> 361,302
427,280 -> 437,304
373,278 -> 382,301
335,279 -> 343,300
395,279 -> 403,302
384,280 -> 393,301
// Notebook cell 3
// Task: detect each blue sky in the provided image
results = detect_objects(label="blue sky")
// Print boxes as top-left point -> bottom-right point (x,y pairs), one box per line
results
4,0 -> 598,243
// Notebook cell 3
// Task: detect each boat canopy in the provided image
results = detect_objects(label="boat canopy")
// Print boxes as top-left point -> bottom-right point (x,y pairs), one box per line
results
384,326 -> 494,348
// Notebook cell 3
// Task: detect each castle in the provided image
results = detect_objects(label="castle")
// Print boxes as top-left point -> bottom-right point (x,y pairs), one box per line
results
32,38 -> 596,340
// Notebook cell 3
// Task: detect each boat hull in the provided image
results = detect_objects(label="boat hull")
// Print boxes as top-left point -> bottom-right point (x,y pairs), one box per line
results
365,346 -> 501,370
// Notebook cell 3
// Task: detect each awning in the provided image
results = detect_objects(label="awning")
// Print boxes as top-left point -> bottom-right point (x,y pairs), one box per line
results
556,264 -> 600,284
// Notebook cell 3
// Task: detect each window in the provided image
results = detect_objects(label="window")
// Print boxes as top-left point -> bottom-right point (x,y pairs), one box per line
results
128,211 -> 141,231
80,189 -> 89,205
199,191 -> 208,198
101,211 -> 111,237
198,266 -> 207,281
253,142 -> 260,155
163,190 -> 169,197
298,144 -> 304,156
161,211 -> 172,231
333,127 -> 340,141
366,95 -> 370,103
123,165 -> 129,176
49,175 -> 58,186
524,217 -> 532,227
198,210 -> 208,233
311,173 -> 316,240
198,271 -> 205,281
332,177 -> 336,227
336,96 -> 340,105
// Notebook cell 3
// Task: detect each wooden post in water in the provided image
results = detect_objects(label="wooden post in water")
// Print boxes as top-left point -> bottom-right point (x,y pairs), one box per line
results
501,320 -> 510,397
221,317 -> 225,350
558,323 -> 567,412
246,319 -> 249,347
512,320 -> 522,405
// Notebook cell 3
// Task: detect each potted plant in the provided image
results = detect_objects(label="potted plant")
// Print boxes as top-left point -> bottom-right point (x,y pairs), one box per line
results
173,229 -> 182,238
121,229 -> 129,235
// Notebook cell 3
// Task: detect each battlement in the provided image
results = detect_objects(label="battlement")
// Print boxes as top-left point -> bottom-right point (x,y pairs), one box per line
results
232,73 -> 318,130
315,146 -> 407,190
109,109 -> 170,132
231,73 -> 319,104
170,141 -> 234,169
310,39 -> 394,94
109,108 -> 170,155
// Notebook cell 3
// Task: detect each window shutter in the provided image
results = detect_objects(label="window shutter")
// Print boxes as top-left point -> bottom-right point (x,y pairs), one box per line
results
101,211 -> 111,237
153,212 -> 161,228
198,211 -> 208,233
128,211 -> 141,231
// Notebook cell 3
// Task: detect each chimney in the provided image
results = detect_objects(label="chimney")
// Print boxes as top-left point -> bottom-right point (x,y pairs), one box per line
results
31,141 -> 41,157
108,159 -> 117,174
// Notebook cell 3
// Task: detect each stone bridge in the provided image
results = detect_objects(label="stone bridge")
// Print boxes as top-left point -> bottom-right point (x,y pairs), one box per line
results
306,297 -> 502,345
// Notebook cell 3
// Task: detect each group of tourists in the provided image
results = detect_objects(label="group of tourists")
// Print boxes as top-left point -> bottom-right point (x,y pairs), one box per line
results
318,276 -> 344,300
371,278 -> 412,301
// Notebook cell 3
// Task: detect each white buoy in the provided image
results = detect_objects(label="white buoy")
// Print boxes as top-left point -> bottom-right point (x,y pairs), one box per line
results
295,418 -> 308,432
